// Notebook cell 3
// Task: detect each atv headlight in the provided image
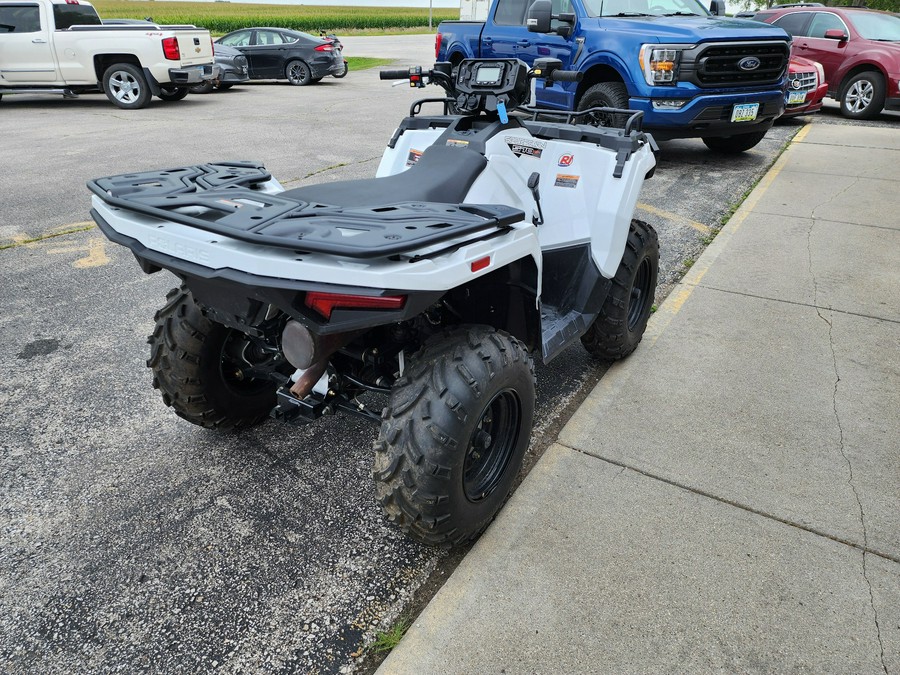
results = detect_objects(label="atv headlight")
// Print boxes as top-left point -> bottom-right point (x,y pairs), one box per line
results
639,45 -> 687,86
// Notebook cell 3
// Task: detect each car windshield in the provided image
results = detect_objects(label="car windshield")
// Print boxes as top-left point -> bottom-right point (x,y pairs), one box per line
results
848,12 -> 900,41
584,0 -> 709,17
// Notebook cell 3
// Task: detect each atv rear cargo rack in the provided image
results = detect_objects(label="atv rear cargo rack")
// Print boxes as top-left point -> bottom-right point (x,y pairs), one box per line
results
88,162 -> 524,259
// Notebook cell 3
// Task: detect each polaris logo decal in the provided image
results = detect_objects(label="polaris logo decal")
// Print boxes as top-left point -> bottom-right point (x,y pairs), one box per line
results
505,136 -> 545,159
738,57 -> 761,71
558,154 -> 574,167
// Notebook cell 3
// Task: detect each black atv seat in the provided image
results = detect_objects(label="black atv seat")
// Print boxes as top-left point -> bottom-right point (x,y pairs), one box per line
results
282,144 -> 487,207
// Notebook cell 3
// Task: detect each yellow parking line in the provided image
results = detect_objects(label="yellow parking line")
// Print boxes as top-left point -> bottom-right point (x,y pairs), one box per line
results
643,122 -> 810,345
637,203 -> 711,234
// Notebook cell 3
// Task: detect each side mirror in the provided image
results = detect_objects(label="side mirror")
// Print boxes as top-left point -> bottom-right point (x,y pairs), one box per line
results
823,28 -> 848,41
527,0 -> 553,33
709,0 -> 726,16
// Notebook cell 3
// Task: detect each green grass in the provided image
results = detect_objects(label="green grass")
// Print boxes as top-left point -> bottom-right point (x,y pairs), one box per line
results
369,617 -> 411,654
346,57 -> 393,71
92,1 -> 458,33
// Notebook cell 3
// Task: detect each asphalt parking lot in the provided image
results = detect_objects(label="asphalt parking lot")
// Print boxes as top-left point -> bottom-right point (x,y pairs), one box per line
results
1,35 -> 897,673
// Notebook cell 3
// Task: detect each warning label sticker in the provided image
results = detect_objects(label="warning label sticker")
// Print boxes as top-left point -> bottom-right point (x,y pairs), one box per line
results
554,174 -> 580,188
446,139 -> 470,147
406,149 -> 422,166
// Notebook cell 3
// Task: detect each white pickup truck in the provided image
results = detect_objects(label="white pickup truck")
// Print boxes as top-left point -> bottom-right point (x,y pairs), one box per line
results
0,0 -> 216,108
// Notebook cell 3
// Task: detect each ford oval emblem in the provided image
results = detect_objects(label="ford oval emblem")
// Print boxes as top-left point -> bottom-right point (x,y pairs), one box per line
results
739,57 -> 761,71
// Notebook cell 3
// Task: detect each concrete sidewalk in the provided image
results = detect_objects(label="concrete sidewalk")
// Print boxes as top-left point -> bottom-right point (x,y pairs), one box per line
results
378,123 -> 900,674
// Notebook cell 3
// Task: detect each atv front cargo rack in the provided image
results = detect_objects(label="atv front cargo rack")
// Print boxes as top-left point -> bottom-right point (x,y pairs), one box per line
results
88,162 -> 524,259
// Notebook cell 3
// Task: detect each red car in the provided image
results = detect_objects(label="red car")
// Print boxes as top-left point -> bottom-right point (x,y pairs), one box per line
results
754,6 -> 900,119
783,55 -> 829,117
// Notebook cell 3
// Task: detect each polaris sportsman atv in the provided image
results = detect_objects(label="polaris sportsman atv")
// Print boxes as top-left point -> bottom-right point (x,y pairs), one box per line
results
89,55 -> 659,546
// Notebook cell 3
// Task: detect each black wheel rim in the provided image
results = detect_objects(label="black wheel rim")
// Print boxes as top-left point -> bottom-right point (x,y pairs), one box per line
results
463,389 -> 521,502
627,257 -> 653,331
218,330 -> 274,396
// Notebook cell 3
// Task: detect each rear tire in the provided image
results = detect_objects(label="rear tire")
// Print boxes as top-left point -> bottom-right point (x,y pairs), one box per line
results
576,82 -> 630,127
158,86 -> 189,102
839,71 -> 885,120
102,63 -> 151,110
581,219 -> 659,360
702,131 -> 767,153
147,286 -> 276,430
285,59 -> 313,86
374,326 -> 535,546
189,80 -> 215,94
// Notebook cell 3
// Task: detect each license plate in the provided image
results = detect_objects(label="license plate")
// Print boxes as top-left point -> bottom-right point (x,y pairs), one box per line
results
787,91 -> 807,105
731,103 -> 759,122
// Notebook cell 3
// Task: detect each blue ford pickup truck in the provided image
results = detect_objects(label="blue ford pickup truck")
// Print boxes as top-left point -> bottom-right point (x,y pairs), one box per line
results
436,0 -> 792,152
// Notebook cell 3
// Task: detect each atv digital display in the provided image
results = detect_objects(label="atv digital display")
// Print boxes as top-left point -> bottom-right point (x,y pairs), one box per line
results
474,64 -> 503,85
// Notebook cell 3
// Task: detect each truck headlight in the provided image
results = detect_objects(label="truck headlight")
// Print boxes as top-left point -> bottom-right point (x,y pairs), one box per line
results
639,45 -> 687,86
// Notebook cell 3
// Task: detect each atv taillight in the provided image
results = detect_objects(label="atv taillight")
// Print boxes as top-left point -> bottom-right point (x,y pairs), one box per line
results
162,37 -> 180,61
305,292 -> 406,320
315,43 -> 333,52
435,33 -> 442,59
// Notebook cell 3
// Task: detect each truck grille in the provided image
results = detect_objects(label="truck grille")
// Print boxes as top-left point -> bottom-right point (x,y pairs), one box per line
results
682,41 -> 789,88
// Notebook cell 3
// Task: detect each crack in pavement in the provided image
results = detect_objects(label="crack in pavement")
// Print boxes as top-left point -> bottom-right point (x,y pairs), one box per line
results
806,215 -> 888,675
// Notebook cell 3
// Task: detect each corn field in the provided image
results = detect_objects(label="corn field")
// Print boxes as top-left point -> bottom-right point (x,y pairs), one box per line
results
92,1 -> 459,33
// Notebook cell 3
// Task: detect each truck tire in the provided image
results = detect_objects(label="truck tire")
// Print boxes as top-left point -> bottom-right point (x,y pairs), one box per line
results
839,71 -> 884,120
158,86 -> 189,101
577,82 -> 630,127
189,80 -> 216,94
581,219 -> 658,360
374,326 -> 535,546
702,131 -> 767,153
285,59 -> 313,86
147,286 -> 276,430
102,63 -> 152,110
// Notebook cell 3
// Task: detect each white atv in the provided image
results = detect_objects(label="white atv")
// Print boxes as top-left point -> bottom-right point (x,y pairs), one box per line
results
89,57 -> 659,546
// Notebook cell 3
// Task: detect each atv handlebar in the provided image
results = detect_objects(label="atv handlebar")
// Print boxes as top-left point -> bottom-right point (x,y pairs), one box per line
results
379,69 -> 415,80
548,69 -> 582,82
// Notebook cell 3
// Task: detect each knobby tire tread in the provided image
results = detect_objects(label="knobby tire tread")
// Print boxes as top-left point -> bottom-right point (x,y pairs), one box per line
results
373,326 -> 535,547
147,286 -> 273,430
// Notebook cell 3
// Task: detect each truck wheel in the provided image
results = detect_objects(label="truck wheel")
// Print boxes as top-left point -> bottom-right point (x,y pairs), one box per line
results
581,219 -> 659,360
158,86 -> 189,102
374,326 -> 535,546
840,71 -> 884,120
577,82 -> 630,127
102,63 -> 151,110
285,59 -> 313,86
189,80 -> 216,94
147,286 -> 276,430
702,131 -> 767,153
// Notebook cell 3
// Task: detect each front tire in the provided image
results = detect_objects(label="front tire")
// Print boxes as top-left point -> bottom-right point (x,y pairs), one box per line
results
285,59 -> 313,86
147,286 -> 276,430
577,82 -> 630,127
102,63 -> 151,110
158,86 -> 189,102
581,219 -> 659,360
374,326 -> 535,546
702,131 -> 767,154
840,71 -> 885,120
